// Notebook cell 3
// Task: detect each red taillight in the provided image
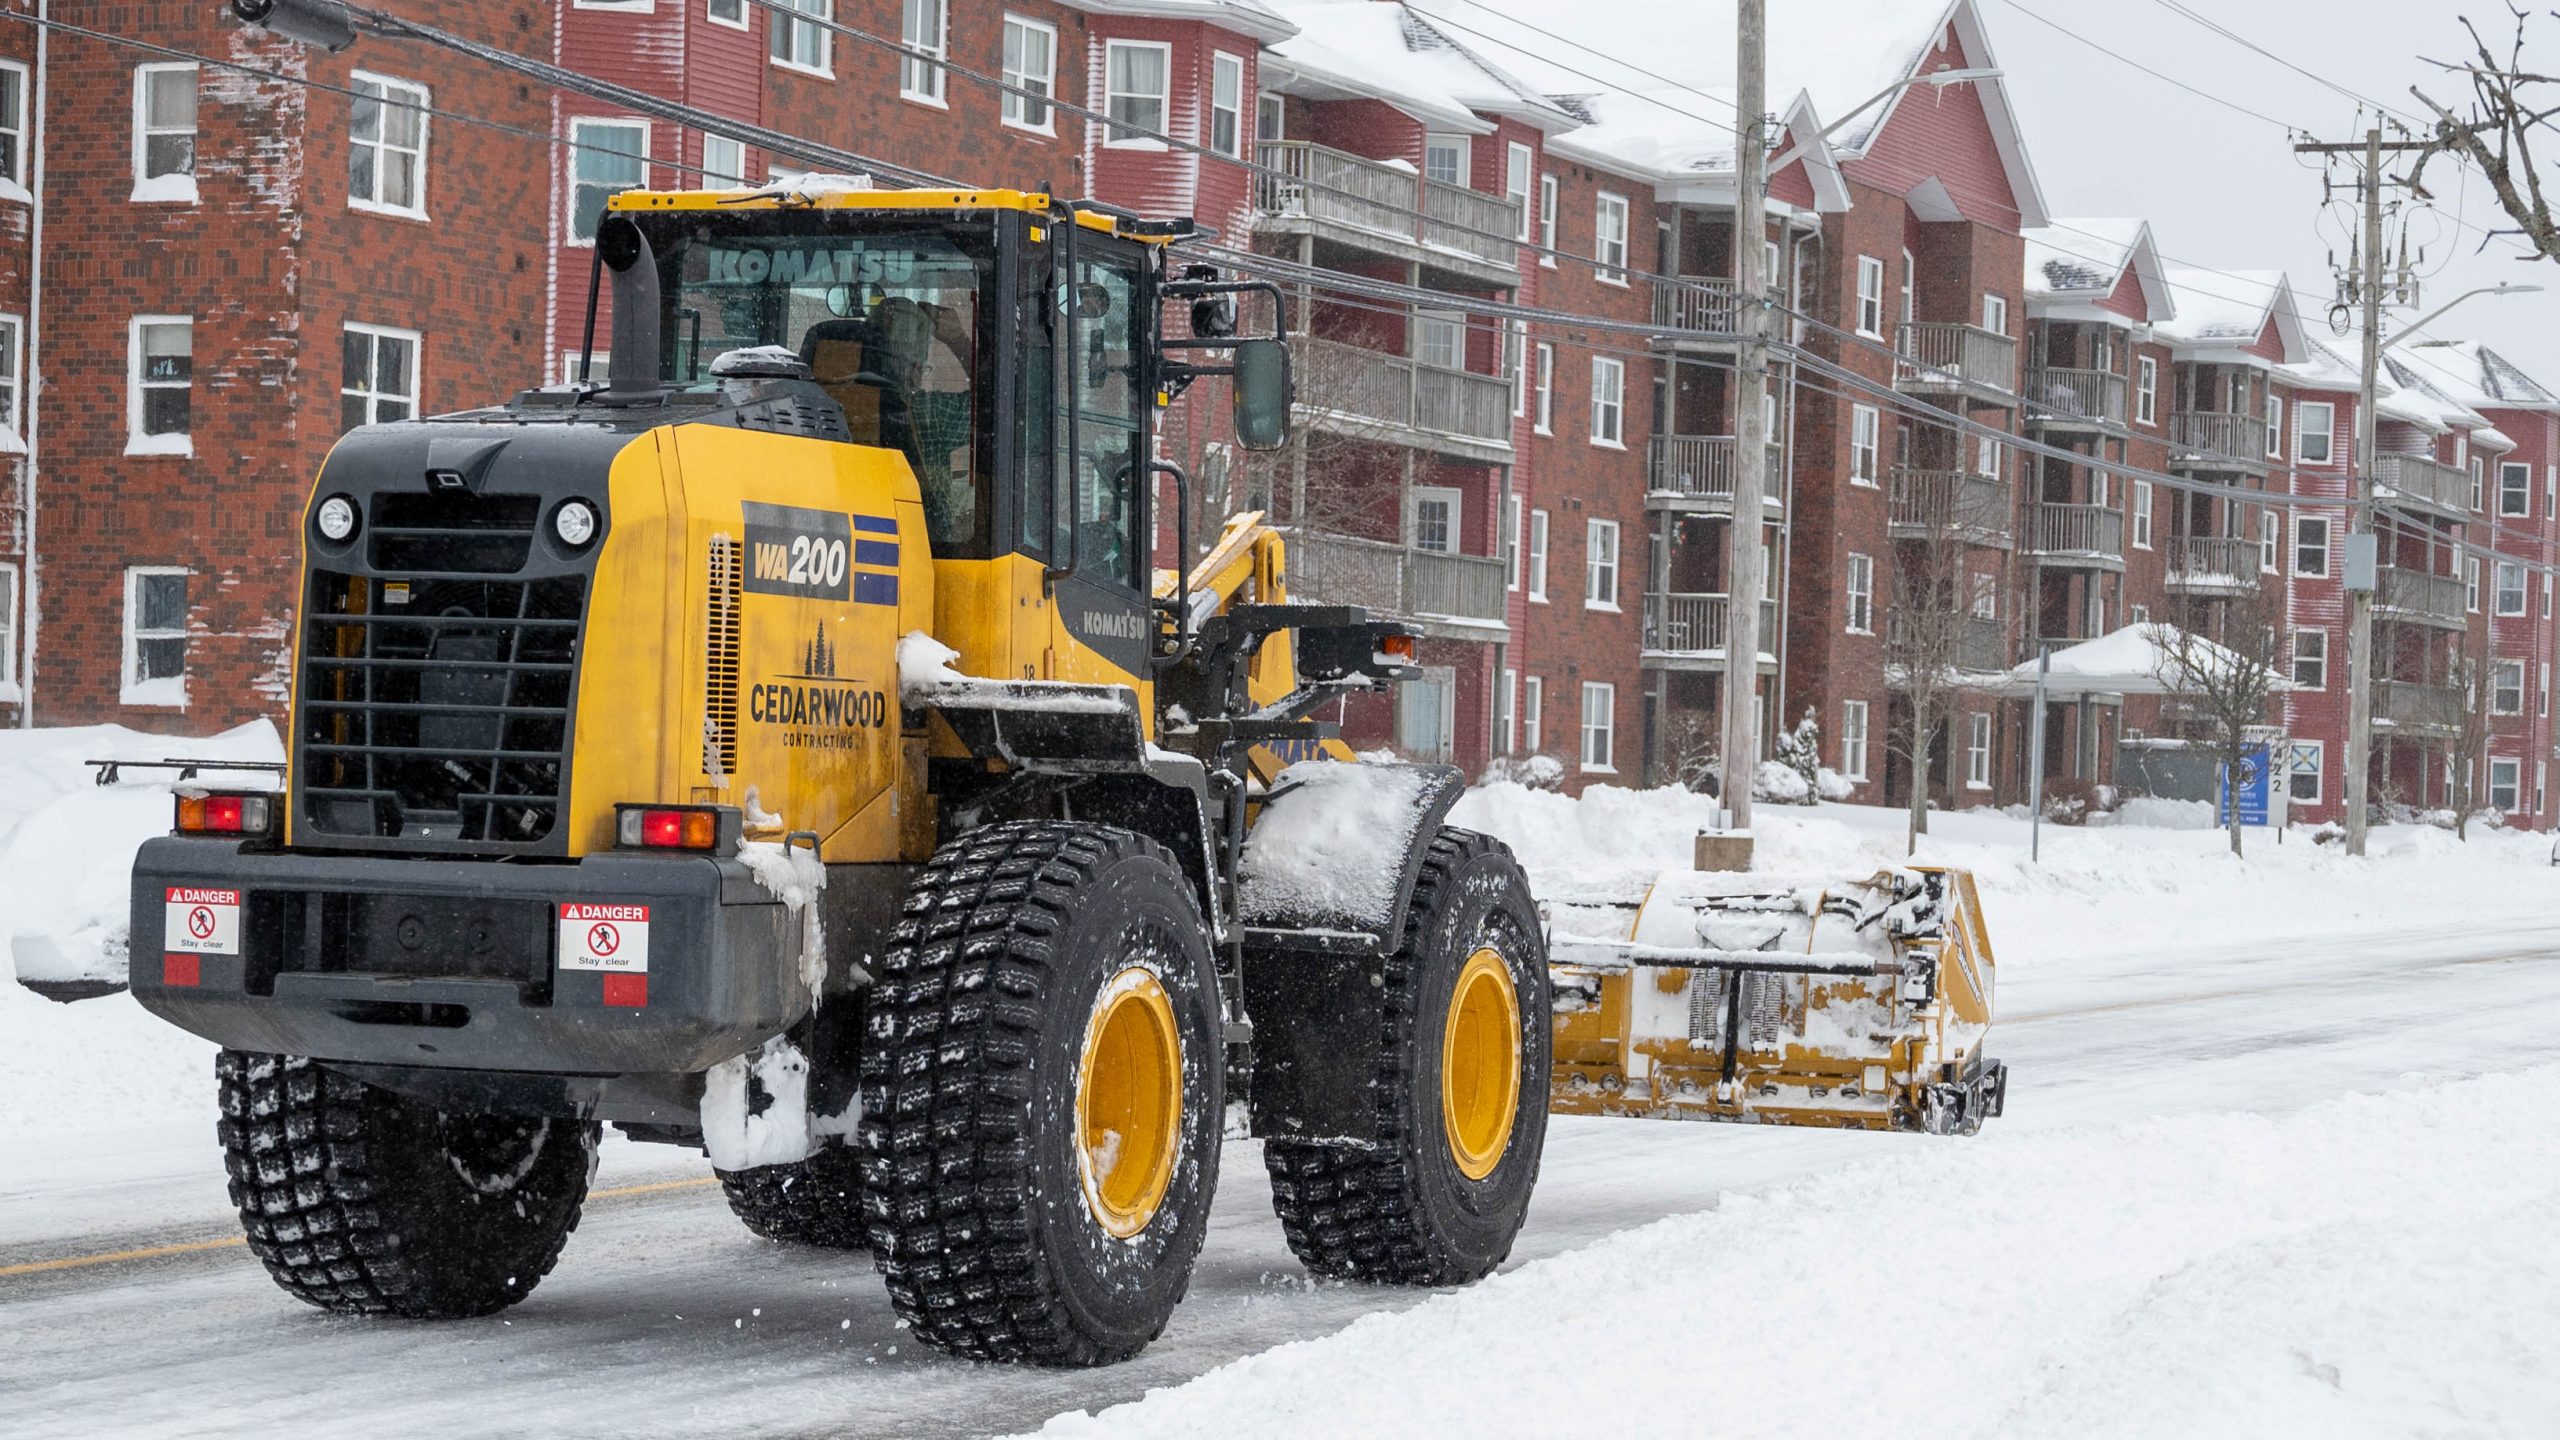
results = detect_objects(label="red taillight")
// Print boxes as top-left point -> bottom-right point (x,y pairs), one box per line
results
206,796 -> 244,832
175,791 -> 274,837
642,809 -> 685,847
615,804 -> 729,852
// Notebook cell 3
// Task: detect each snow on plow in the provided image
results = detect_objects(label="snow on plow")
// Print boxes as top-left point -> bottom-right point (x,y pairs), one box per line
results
1546,867 -> 2006,1135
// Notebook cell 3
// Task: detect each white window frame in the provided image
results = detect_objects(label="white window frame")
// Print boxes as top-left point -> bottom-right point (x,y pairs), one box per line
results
1505,495 -> 1524,591
2261,511 -> 2280,574
1849,405 -> 1880,486
2292,627 -> 2328,690
2497,560 -> 2528,617
1589,356 -> 1625,448
706,0 -> 748,30
1899,250 -> 1915,329
2296,400 -> 2335,465
1505,320 -> 1526,417
1103,39 -> 1172,149
0,561 -> 16,701
346,71 -> 429,220
699,133 -> 747,188
127,315 -> 193,458
1506,142 -> 1533,241
575,0 -> 656,10
1840,700 -> 1869,781
768,0 -> 834,77
1206,51 -> 1246,158
1584,518 -> 1620,610
1845,551 -> 1874,635
2136,356 -> 2158,425
567,117 -> 650,245
1410,485 -> 1462,554
2262,395 -> 2283,459
1580,681 -> 1616,774
2289,740 -> 2324,805
1965,713 -> 1992,790
1001,15 -> 1058,135
2492,659 -> 2526,716
122,565 -> 190,708
1414,310 -> 1463,372
1981,292 -> 2007,337
1533,343 -> 1554,434
1538,174 -> 1558,266
1527,510 -> 1549,602
2501,460 -> 2533,518
2491,756 -> 2523,813
2292,515 -> 2329,578
1855,256 -> 1884,338
2133,480 -> 2154,549
1593,191 -> 1630,285
2472,455 -> 2487,512
0,312 -> 22,436
1423,132 -> 1469,188
132,62 -> 199,204
899,0 -> 949,104
1499,667 -> 1518,754
2467,557 -> 2483,613
341,322 -> 421,430
0,59 -> 28,196
1522,675 -> 1544,753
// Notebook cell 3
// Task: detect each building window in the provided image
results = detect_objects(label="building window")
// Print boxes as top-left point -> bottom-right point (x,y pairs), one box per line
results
0,562 -> 16,698
1397,668 -> 1455,761
1423,132 -> 1468,187
1585,519 -> 1620,608
2501,460 -> 2532,517
2490,756 -> 2522,812
708,0 -> 747,28
0,61 -> 25,190
1981,292 -> 2007,337
1527,509 -> 1549,601
1410,486 -> 1460,553
898,0 -> 947,102
1840,699 -> 1869,781
1415,311 -> 1463,371
128,316 -> 192,457
1504,495 -> 1523,590
2135,356 -> 2158,425
2292,515 -> 2329,578
769,0 -> 832,75
341,324 -> 419,431
0,313 -> 21,435
1000,16 -> 1056,132
1845,551 -> 1873,634
2471,456 -> 2487,511
348,73 -> 429,217
1855,255 -> 1884,337
1538,174 -> 1557,265
2265,395 -> 2284,458
1965,713 -> 1992,789
1971,572 -> 1998,620
2292,628 -> 2327,689
2489,660 -> 2524,715
123,567 -> 189,707
1519,674 -> 1544,753
1104,40 -> 1170,146
2296,400 -> 2334,464
1506,142 -> 1533,240
1505,321 -> 1526,416
1533,343 -> 1554,433
1581,682 -> 1616,773
700,133 -> 747,188
2466,557 -> 2483,612
1498,667 -> 1517,753
1590,357 -> 1625,446
1593,192 -> 1630,284
1205,52 -> 1245,157
1850,405 -> 1880,485
133,63 -> 198,202
569,117 -> 648,242
2261,511 -> 2280,573
2289,740 -> 2323,804
2496,560 -> 2527,616
2133,480 -> 2154,549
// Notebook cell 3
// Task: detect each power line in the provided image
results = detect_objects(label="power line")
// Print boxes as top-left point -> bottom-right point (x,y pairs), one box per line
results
1987,0 -> 2303,131
2146,0 -> 2422,129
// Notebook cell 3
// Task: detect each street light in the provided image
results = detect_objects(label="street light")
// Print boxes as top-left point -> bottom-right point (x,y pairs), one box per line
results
2383,282 -> 2545,352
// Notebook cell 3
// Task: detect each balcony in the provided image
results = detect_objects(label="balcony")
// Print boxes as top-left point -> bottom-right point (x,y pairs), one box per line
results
1646,434 -> 1785,515
2026,502 -> 2126,570
2022,365 -> 2127,430
2163,535 -> 2263,597
1292,336 -> 1514,465
1286,529 -> 1508,640
1650,278 -> 1742,348
2373,453 -> 2472,522
2373,679 -> 2463,738
1896,322 -> 2017,402
2168,412 -> 2271,475
1254,140 -> 1522,286
1887,613 -> 2009,674
2374,564 -> 2467,630
1640,591 -> 1780,672
1887,468 -> 2014,547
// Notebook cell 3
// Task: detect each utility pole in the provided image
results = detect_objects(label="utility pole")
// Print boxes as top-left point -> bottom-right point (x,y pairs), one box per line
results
2296,127 -> 2436,857
1720,0 -> 1768,829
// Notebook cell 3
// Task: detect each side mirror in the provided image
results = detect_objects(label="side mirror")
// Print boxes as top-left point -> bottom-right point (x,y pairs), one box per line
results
1231,338 -> 1292,452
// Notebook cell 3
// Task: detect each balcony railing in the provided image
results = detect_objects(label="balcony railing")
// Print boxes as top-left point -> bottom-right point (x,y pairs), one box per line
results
2028,502 -> 2126,563
1286,529 -> 1508,630
1647,435 -> 1785,508
2023,365 -> 2127,427
2164,535 -> 2262,592
1888,468 -> 2014,544
2169,411 -> 2271,469
2374,565 -> 2466,627
1651,278 -> 1741,338
2374,453 -> 2471,518
1889,613 -> 2009,672
2374,679 -> 2463,734
1642,592 -> 1780,656
1294,336 -> 1513,450
1256,140 -> 1522,272
1896,322 -> 2017,395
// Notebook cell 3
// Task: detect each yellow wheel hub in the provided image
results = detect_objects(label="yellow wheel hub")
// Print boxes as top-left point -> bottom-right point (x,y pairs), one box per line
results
1440,946 -> 1522,1182
1076,966 -> 1184,1239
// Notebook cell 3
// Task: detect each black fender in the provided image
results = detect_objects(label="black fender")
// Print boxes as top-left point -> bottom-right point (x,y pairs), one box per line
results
1232,761 -> 1465,956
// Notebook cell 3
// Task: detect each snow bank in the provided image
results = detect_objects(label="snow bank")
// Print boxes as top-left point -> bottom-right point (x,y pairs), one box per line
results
1030,1065 -> 2560,1438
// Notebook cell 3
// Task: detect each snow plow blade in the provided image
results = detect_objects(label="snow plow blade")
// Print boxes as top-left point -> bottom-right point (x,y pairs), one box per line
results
1546,867 -> 2004,1135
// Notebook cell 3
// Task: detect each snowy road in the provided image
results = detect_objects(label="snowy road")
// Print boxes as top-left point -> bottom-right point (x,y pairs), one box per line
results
7,907 -> 2557,1440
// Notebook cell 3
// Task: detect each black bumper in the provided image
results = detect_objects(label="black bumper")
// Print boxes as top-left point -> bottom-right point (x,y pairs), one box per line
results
130,837 -> 802,1079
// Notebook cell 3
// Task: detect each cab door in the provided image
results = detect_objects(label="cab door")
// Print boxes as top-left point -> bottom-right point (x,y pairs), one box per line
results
1045,236 -> 1156,682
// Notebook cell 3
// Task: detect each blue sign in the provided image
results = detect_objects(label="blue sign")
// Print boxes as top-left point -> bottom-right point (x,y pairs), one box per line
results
2218,744 -> 2273,827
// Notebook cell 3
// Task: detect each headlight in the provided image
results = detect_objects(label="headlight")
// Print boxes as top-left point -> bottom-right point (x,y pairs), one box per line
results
315,495 -> 358,542
555,500 -> 598,547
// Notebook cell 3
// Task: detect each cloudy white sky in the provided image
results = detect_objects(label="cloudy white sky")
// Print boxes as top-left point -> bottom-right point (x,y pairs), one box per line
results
1418,0 -> 2560,396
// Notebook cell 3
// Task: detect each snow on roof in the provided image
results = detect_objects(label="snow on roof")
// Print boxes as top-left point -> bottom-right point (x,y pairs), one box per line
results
2156,269 -> 2286,343
2381,352 -> 2496,435
2002,624 -> 2276,698
2022,218 -> 2171,318
2277,338 -> 2362,393
1264,3 -> 1577,134
2393,339 -> 2560,414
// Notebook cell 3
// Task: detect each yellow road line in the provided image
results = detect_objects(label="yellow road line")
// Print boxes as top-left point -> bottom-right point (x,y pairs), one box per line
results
0,1175 -> 719,1280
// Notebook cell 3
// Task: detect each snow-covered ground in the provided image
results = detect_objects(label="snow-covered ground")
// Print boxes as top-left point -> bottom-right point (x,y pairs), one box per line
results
4,751 -> 2558,1437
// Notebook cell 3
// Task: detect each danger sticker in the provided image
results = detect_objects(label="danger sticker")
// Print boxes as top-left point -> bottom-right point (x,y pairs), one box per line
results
164,886 -> 243,957
558,902 -> 651,973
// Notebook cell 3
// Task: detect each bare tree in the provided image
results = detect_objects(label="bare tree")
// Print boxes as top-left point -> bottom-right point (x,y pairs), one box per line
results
1883,489 -> 2002,854
2412,5 -> 2560,260
2154,586 -> 2286,858
2438,620 -> 2498,838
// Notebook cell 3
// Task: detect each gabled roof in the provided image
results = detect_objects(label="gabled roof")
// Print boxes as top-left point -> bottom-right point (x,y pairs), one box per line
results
1540,89 -> 1853,210
2398,339 -> 2560,414
2155,268 -> 2306,362
2022,219 -> 2172,318
1060,0 -> 1300,45
1264,3 -> 1580,135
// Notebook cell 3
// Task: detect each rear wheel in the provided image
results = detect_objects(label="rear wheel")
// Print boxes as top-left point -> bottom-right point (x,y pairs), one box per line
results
216,1051 -> 597,1317
860,821 -> 1222,1366
1263,827 -> 1550,1285
718,1142 -> 870,1249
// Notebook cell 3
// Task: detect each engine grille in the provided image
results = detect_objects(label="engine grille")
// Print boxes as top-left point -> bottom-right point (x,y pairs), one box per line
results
299,568 -> 586,845
368,492 -> 541,574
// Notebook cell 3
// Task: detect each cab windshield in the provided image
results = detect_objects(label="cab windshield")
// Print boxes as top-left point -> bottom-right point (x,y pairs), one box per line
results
651,214 -> 996,549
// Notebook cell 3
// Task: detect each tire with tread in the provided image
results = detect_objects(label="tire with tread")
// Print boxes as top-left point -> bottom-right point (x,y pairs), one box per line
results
859,820 -> 1223,1366
1262,826 -> 1550,1286
216,1050 -> 598,1317
718,1143 -> 871,1249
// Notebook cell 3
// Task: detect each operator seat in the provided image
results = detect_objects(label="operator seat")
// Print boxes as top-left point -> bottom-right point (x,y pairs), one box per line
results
798,316 -> 914,461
